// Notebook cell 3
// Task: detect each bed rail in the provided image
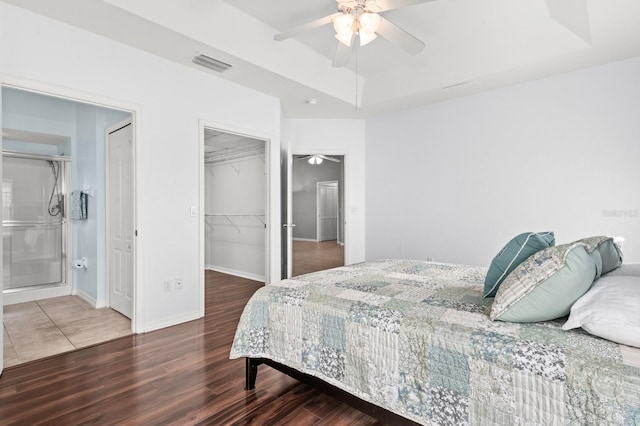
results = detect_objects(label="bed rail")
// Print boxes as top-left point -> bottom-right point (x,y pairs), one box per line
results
245,357 -> 422,426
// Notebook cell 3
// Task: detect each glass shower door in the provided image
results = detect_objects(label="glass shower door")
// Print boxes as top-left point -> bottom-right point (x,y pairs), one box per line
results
2,155 -> 67,291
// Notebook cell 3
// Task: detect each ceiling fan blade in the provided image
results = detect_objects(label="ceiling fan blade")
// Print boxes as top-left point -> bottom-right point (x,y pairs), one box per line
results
376,16 -> 425,55
370,0 -> 436,13
274,12 -> 342,41
318,155 -> 341,163
332,34 -> 355,67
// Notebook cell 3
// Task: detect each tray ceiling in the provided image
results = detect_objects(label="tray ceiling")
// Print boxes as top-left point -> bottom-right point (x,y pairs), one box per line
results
4,0 -> 640,118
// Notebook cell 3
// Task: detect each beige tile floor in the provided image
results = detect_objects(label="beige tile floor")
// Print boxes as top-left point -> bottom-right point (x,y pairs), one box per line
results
3,296 -> 131,368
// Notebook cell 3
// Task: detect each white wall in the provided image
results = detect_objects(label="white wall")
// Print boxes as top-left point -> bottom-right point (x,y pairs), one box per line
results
366,57 -> 640,266
283,119 -> 366,265
0,3 -> 281,332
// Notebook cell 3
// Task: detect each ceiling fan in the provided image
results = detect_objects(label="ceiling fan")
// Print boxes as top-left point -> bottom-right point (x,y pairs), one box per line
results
296,154 -> 342,165
274,0 -> 435,67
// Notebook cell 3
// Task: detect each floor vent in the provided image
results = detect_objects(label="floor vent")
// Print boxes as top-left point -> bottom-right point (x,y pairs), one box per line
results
192,54 -> 232,73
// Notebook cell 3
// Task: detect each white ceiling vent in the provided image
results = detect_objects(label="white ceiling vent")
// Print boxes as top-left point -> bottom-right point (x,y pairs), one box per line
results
192,54 -> 232,73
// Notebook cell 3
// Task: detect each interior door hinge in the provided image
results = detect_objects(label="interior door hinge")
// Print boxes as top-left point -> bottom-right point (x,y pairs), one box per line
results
135,230 -> 138,237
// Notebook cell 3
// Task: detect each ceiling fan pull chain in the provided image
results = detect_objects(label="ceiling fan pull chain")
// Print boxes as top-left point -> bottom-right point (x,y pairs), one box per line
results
355,32 -> 359,110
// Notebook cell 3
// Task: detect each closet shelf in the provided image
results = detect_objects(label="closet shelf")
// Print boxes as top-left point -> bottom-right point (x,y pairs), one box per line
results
204,148 -> 265,166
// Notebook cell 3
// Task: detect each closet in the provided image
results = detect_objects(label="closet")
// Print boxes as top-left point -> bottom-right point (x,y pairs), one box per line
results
204,129 -> 266,281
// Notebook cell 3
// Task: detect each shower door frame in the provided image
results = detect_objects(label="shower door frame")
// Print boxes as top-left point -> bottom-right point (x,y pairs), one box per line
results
2,151 -> 71,294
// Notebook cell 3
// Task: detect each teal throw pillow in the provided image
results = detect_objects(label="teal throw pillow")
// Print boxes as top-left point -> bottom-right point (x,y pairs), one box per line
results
483,231 -> 555,298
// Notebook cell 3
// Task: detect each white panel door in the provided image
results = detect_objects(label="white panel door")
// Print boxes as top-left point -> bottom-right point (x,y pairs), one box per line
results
108,121 -> 133,318
317,181 -> 338,241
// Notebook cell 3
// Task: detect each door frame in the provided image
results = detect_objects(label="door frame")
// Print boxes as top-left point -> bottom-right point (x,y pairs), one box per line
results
0,76 -> 142,336
316,180 -> 339,243
286,152 -> 348,278
105,118 -> 134,318
198,119 -> 276,316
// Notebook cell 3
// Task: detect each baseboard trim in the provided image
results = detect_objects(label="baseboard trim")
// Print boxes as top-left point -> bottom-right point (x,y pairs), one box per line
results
206,265 -> 264,283
73,288 -> 99,308
143,311 -> 202,333
292,238 -> 318,242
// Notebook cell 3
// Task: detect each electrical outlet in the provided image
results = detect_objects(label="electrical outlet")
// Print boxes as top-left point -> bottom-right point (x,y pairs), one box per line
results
175,278 -> 184,290
163,279 -> 173,293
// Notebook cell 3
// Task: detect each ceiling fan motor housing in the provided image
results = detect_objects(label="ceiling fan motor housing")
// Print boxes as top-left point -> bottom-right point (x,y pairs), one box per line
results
337,0 -> 381,14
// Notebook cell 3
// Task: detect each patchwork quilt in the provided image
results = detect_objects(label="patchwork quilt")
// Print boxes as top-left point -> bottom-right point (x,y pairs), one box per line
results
230,260 -> 640,425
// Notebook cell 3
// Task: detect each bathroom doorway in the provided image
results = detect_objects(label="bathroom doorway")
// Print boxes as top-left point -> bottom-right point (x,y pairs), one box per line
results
2,85 -> 134,368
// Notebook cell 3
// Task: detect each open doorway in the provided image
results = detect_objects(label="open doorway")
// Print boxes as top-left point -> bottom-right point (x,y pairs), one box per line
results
1,86 -> 135,368
290,154 -> 345,277
201,127 -> 268,300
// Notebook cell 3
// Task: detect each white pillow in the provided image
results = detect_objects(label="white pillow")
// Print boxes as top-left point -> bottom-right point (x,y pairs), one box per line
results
563,275 -> 640,348
602,262 -> 640,277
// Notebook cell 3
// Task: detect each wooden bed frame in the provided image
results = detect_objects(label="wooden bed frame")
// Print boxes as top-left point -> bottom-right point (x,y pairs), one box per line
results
245,357 -> 422,426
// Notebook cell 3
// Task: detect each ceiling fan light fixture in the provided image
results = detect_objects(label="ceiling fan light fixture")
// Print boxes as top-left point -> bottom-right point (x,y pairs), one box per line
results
275,1 -> 428,66
333,13 -> 355,36
333,10 -> 381,47
358,12 -> 381,34
358,31 -> 377,46
308,155 -> 323,165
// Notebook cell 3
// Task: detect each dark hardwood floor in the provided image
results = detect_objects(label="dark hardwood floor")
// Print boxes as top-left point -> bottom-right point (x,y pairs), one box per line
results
0,271 -> 382,425
292,240 -> 344,277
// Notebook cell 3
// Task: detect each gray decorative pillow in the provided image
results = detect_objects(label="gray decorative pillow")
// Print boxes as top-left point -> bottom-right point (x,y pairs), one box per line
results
490,242 -> 597,322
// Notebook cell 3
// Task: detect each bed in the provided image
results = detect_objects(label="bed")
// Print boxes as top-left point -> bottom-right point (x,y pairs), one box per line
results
230,259 -> 640,425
